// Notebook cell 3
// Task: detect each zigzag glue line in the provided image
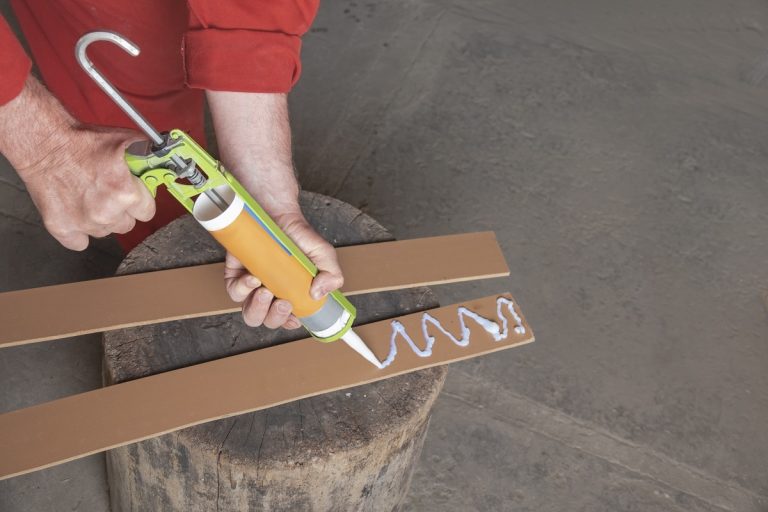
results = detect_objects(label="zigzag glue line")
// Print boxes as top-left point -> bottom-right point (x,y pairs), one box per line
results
380,297 -> 526,368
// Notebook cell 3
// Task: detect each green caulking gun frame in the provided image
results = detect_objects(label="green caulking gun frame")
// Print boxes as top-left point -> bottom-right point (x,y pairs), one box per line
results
74,31 -> 381,367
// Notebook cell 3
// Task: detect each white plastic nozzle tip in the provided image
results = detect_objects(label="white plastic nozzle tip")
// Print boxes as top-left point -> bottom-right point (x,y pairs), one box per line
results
341,330 -> 383,369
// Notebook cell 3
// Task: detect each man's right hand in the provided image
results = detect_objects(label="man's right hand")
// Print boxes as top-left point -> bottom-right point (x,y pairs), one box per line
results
20,126 -> 155,250
0,76 -> 155,250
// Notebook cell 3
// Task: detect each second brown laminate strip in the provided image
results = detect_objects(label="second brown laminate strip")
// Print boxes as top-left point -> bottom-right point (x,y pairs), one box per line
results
0,293 -> 533,480
0,232 -> 509,348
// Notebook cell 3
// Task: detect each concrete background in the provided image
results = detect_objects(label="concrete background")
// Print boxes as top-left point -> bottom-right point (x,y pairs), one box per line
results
2,0 -> 768,510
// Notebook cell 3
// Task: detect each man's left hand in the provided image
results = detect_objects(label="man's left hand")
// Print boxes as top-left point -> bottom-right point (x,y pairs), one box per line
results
223,208 -> 344,330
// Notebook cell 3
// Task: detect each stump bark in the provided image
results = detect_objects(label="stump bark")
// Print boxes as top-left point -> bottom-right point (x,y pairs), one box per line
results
103,192 -> 447,512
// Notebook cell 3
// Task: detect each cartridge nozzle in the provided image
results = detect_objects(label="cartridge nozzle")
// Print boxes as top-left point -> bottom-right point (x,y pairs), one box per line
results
341,329 -> 383,369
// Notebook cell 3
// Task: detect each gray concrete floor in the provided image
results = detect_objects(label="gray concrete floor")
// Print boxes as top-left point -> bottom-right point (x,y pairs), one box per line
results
1,0 -> 768,510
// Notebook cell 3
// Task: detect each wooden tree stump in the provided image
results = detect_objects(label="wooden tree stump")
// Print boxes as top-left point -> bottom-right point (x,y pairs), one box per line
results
102,191 -> 447,512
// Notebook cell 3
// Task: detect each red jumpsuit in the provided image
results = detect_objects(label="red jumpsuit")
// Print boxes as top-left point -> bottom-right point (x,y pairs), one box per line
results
0,0 -> 319,251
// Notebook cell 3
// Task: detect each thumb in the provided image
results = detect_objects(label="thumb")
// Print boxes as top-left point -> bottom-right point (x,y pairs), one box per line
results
285,220 -> 344,300
309,249 -> 344,300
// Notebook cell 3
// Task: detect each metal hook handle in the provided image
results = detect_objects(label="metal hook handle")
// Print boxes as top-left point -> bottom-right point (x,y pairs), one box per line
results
75,31 -> 164,146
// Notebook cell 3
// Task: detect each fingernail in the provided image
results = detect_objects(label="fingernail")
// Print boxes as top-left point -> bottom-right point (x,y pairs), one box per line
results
258,290 -> 271,303
247,276 -> 260,287
277,302 -> 291,313
312,288 -> 326,300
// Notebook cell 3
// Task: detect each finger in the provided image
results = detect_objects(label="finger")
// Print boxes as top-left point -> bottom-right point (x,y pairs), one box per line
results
55,231 -> 89,251
310,269 -> 345,301
226,272 -> 262,302
89,203 -> 124,226
126,177 -> 156,222
110,214 -> 136,235
283,315 -> 302,330
224,252 -> 262,301
88,226 -> 113,239
308,243 -> 344,300
242,287 -> 273,327
263,299 -> 293,329
287,224 -> 344,300
224,253 -> 247,280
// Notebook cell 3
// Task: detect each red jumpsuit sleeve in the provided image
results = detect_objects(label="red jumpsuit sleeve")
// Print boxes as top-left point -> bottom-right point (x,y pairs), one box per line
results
183,0 -> 319,93
0,15 -> 32,105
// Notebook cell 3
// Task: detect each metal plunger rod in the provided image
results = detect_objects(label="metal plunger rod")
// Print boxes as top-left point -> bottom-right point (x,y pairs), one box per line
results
75,31 -> 228,211
75,31 -> 164,147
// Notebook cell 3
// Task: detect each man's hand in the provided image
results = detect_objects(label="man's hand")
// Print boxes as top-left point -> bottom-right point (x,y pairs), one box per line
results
21,126 -> 155,250
224,210 -> 344,330
207,90 -> 344,331
0,77 -> 155,250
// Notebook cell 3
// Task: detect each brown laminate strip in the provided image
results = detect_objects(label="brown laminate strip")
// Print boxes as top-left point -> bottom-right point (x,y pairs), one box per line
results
0,293 -> 533,480
0,232 -> 509,348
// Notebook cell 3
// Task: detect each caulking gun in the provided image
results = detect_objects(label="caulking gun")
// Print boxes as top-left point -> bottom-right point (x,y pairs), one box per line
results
75,31 -> 382,368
